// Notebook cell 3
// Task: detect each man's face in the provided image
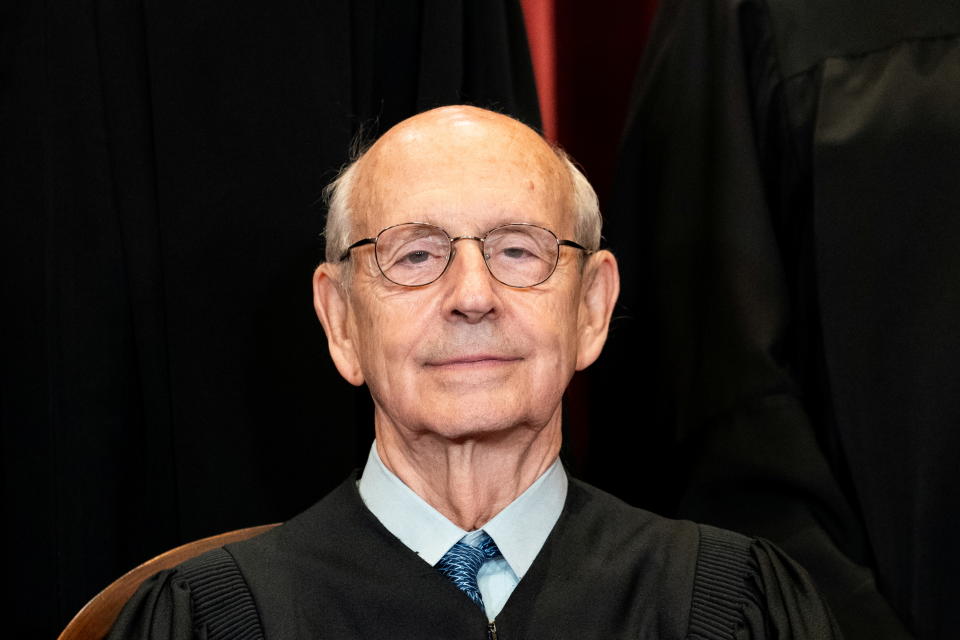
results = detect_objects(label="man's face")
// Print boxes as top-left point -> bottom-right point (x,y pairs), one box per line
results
328,108 -> 593,441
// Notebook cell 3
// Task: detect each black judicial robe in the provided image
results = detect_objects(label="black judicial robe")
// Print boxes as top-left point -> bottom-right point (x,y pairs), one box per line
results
108,475 -> 840,639
609,0 -> 960,638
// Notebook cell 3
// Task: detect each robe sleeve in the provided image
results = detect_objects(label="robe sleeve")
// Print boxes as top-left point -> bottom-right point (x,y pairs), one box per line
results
610,0 -> 911,637
738,539 -> 843,639
106,547 -> 263,639
691,525 -> 840,639
106,570 -> 196,640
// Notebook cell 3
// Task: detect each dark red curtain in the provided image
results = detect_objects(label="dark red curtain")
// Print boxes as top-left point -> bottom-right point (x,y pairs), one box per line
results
521,0 -> 662,505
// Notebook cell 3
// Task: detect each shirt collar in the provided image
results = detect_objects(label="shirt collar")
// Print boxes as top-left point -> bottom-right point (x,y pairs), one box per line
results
357,441 -> 567,578
480,455 -> 567,578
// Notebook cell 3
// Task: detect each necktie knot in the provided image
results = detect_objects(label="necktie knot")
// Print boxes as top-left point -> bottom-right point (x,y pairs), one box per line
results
436,531 -> 502,610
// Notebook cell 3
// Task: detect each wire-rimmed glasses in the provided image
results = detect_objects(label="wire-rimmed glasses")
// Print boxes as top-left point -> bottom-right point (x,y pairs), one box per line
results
338,222 -> 588,288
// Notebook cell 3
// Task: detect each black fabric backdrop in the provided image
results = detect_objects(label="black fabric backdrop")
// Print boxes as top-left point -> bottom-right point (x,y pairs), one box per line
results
1,1 -> 546,635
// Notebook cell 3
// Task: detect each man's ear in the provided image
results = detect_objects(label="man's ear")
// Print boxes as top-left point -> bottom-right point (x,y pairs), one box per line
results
313,264 -> 365,386
575,250 -> 620,371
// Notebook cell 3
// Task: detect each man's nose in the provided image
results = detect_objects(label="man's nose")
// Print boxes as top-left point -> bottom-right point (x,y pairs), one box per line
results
442,239 -> 500,323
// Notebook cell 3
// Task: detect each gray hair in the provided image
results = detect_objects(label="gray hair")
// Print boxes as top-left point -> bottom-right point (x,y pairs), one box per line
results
323,159 -> 363,264
322,142 -> 602,265
554,147 -> 602,253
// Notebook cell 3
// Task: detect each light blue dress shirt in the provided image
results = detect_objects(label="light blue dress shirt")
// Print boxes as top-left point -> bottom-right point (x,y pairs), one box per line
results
357,442 -> 568,621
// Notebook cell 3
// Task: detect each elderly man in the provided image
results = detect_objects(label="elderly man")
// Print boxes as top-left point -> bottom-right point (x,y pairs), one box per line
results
108,106 -> 840,639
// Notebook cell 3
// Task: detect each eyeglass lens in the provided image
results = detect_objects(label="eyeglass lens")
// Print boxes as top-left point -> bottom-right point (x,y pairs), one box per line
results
374,223 -> 560,287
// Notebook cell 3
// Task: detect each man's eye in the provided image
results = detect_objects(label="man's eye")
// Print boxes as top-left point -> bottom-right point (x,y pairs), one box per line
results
401,250 -> 432,265
501,246 -> 535,260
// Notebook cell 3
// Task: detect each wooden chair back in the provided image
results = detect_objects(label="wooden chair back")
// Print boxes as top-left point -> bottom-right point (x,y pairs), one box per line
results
58,523 -> 279,640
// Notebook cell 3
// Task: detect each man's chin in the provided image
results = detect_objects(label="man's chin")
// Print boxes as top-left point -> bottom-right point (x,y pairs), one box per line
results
419,420 -> 529,443
412,401 -> 538,441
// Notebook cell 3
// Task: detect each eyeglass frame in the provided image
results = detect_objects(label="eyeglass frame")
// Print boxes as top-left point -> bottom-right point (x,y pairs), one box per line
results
337,221 -> 590,288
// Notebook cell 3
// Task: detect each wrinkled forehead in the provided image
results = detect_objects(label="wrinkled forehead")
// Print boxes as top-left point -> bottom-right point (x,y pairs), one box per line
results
351,109 -> 573,236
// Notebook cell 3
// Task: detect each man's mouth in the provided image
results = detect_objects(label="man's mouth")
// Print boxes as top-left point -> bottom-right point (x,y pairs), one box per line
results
424,354 -> 522,367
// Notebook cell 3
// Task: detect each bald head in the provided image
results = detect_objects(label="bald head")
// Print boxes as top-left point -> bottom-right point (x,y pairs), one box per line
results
323,106 -> 600,264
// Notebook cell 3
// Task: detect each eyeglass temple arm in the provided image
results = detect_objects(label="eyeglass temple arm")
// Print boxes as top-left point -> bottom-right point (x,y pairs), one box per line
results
339,238 -> 376,262
559,239 -> 589,252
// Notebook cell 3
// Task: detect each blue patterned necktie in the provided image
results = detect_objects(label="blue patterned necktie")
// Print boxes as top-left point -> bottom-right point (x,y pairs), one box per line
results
435,531 -> 502,609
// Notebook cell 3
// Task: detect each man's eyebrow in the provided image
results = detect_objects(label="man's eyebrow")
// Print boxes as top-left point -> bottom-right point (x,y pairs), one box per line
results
406,214 -> 521,231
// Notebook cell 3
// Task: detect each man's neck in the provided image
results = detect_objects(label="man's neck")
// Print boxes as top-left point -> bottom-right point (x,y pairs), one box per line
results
374,415 -> 562,531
